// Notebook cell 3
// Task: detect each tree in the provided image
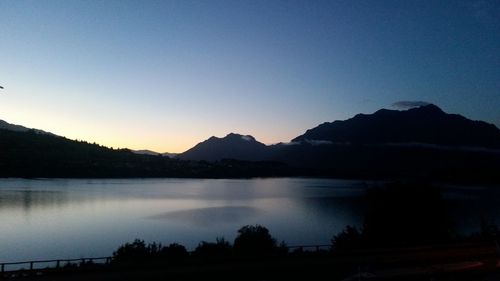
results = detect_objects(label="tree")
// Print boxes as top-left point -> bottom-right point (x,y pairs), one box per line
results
159,243 -> 188,263
331,225 -> 362,251
193,237 -> 232,259
112,239 -> 150,263
233,225 -> 277,256
362,183 -> 453,247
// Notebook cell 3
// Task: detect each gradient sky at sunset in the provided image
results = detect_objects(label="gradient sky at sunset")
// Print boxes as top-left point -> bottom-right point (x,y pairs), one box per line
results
1,1 -> 499,152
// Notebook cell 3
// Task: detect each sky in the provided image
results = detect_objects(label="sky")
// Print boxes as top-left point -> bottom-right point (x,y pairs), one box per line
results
1,0 -> 499,153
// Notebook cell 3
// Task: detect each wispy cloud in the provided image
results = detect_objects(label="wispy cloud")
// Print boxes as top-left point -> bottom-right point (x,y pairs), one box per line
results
280,141 -> 301,146
305,139 -> 334,146
241,135 -> 254,141
392,101 -> 431,109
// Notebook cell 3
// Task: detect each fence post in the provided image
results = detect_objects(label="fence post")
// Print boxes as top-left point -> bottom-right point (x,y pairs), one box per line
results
1,263 -> 4,273
30,261 -> 34,271
56,260 -> 60,268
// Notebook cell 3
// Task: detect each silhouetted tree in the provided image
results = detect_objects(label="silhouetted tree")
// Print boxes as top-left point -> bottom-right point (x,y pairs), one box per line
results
193,237 -> 232,259
331,225 -> 362,251
158,243 -> 188,263
233,225 -> 277,256
112,239 -> 151,263
331,182 -> 455,250
362,182 -> 453,247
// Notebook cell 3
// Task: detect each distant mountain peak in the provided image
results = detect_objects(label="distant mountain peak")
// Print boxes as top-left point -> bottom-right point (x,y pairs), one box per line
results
132,149 -> 178,158
241,135 -> 255,142
180,132 -> 268,161
224,133 -> 256,142
207,133 -> 258,142
409,103 -> 444,114
374,103 -> 444,116
292,104 -> 500,147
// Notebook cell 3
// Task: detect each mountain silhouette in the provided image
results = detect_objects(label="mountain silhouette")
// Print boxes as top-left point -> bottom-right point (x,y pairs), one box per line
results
180,133 -> 270,161
0,119 -> 52,135
2,104 -> 500,183
0,128 -> 290,178
180,104 -> 500,163
174,105 -> 500,183
132,150 -> 178,158
292,104 -> 500,148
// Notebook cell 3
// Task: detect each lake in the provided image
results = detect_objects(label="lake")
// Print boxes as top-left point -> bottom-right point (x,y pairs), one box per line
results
0,178 -> 498,262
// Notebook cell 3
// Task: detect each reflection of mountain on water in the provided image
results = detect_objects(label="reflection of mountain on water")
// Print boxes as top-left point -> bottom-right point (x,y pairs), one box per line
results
148,206 -> 261,227
0,189 -> 68,211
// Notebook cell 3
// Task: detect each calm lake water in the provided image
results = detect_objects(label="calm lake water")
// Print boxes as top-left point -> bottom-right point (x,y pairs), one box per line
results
0,178 -> 498,262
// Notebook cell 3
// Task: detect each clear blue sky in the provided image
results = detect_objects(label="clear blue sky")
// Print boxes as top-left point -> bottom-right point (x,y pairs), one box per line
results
1,0 -> 499,152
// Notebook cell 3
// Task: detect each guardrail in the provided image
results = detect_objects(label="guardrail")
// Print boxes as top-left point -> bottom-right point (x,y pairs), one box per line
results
0,244 -> 332,273
0,257 -> 111,273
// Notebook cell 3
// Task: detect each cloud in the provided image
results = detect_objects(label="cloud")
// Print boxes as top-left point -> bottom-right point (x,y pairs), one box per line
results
280,141 -> 301,146
305,139 -> 334,146
391,101 -> 431,109
241,135 -> 254,141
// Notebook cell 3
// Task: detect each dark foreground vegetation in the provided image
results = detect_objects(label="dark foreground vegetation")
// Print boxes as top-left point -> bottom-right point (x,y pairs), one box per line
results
4,183 -> 500,280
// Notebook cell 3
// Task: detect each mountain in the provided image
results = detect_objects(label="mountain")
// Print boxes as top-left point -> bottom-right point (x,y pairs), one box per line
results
274,104 -> 500,183
180,104 -> 500,163
176,105 -> 500,183
0,119 -> 52,135
0,128 -> 291,178
2,104 -> 500,183
292,104 -> 500,148
132,150 -> 179,158
162,152 -> 179,158
0,128 -> 185,178
132,149 -> 161,156
180,133 -> 270,161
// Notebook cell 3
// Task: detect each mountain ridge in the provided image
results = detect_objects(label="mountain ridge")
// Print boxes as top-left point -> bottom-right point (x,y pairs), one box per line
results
180,133 -> 269,161
132,150 -> 179,158
1,104 -> 500,183
179,104 -> 500,162
0,119 -> 53,135
291,104 -> 500,148
3,104 -> 500,159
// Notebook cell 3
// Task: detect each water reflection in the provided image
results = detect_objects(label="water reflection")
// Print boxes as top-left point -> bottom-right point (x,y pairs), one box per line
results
298,196 -> 366,222
0,178 -> 498,262
149,206 -> 262,226
0,189 -> 68,211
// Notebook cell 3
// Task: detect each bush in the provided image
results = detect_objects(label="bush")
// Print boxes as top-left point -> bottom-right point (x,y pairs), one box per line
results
233,225 -> 278,256
113,240 -> 187,264
193,237 -> 233,259
331,182 -> 455,250
331,226 -> 362,251
362,183 -> 453,246
112,239 -> 152,263
159,243 -> 188,262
